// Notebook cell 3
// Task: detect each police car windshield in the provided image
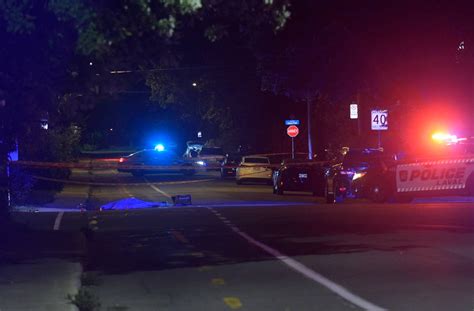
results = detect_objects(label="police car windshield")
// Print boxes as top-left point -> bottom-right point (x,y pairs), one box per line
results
343,150 -> 383,167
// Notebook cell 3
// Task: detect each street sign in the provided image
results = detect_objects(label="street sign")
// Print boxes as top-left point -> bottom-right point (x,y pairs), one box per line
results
285,119 -> 300,126
287,125 -> 299,137
371,110 -> 388,130
350,103 -> 358,119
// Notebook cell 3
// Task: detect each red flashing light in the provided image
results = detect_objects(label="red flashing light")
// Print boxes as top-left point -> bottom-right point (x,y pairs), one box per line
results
431,132 -> 458,144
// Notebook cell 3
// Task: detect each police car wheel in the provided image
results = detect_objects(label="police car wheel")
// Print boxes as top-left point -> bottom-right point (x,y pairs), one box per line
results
467,173 -> 474,196
325,195 -> 335,204
182,169 -> 196,176
325,184 -> 336,203
275,185 -> 284,195
370,186 -> 386,203
132,171 -> 144,177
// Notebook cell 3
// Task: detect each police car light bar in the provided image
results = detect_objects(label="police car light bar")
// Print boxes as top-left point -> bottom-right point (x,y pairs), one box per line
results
431,132 -> 459,144
154,144 -> 165,152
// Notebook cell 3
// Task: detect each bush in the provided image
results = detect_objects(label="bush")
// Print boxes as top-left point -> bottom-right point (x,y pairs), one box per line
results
21,124 -> 81,163
9,166 -> 35,206
67,288 -> 101,311
11,124 -> 79,205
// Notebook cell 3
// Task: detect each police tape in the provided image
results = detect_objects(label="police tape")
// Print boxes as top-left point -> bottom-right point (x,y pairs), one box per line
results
30,175 -> 216,186
11,160 -> 214,171
10,159 -> 328,171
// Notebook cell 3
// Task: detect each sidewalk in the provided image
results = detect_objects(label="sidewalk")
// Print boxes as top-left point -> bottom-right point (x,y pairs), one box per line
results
0,259 -> 81,311
0,219 -> 84,311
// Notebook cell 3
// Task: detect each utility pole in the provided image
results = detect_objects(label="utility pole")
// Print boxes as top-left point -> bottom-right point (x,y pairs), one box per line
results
0,98 -> 10,218
356,92 -> 361,137
306,95 -> 313,160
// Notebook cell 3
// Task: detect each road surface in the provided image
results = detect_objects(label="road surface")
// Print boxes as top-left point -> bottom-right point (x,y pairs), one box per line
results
3,168 -> 474,310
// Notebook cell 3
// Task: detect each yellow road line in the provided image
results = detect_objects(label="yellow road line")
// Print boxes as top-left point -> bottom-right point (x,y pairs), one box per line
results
223,297 -> 242,309
197,266 -> 212,272
190,252 -> 205,258
211,278 -> 226,286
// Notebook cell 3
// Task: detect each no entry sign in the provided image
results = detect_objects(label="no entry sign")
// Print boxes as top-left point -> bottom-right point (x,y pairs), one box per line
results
287,125 -> 299,138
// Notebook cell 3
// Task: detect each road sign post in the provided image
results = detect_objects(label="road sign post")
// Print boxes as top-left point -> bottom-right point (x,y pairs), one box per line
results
291,137 -> 295,159
371,110 -> 388,148
287,125 -> 299,159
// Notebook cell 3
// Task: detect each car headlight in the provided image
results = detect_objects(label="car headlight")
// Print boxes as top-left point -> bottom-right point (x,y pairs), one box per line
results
196,160 -> 206,166
352,171 -> 367,181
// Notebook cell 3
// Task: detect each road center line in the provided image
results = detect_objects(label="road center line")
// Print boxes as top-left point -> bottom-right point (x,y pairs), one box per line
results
121,186 -> 133,198
145,178 -> 172,199
208,207 -> 386,311
53,211 -> 64,231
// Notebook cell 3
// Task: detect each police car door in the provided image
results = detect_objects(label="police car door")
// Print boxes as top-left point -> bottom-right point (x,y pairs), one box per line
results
396,158 -> 474,195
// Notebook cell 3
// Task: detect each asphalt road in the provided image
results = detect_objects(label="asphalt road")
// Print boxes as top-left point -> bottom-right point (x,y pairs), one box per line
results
5,168 -> 474,311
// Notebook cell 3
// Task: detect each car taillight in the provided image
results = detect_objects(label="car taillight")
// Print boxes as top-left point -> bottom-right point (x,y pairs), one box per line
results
119,157 -> 125,163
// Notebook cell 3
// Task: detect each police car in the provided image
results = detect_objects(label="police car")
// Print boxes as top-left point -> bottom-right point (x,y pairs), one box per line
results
118,147 -> 195,177
325,148 -> 388,202
326,139 -> 474,203
273,160 -> 328,196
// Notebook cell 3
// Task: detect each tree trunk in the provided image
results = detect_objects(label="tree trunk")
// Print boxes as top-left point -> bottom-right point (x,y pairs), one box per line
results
0,149 -> 10,218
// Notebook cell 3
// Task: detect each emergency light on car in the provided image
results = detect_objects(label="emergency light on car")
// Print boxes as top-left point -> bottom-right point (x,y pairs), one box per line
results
431,132 -> 459,144
352,172 -> 367,181
154,144 -> 165,151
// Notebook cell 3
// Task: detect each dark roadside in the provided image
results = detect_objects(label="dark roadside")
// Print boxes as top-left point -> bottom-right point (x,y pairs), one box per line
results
0,212 -> 86,311
0,213 -> 86,262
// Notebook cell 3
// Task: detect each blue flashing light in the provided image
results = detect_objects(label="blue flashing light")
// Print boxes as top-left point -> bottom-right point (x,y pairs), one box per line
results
154,144 -> 165,152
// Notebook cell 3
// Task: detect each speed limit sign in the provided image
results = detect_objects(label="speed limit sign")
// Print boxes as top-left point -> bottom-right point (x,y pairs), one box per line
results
371,110 -> 388,130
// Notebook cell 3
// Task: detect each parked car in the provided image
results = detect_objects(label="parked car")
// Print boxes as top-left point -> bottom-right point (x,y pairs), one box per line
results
221,154 -> 242,178
236,156 -> 272,184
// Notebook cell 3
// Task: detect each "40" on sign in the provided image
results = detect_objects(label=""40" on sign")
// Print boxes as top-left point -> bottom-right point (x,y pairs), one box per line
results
371,110 -> 388,130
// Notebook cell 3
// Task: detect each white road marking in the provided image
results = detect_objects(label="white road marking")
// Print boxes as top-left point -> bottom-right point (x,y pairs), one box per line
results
208,208 -> 386,311
145,178 -> 172,199
121,186 -> 134,198
53,211 -> 65,231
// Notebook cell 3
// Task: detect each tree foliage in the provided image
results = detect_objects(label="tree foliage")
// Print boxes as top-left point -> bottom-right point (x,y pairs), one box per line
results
0,0 -> 292,153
